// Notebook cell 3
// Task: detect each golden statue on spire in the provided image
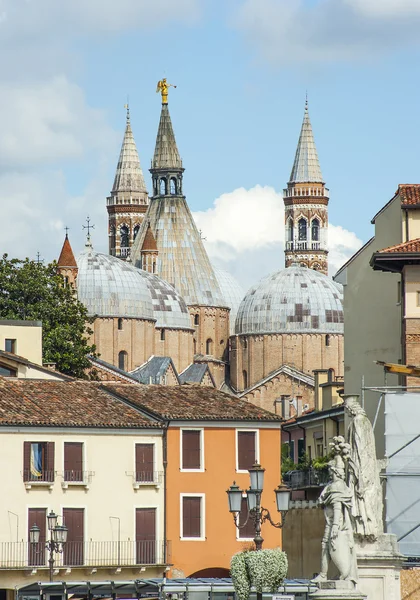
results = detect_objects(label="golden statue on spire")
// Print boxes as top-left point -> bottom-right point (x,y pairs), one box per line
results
156,78 -> 176,104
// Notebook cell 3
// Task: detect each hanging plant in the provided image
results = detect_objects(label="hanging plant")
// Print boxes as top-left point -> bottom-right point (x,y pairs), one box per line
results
231,549 -> 288,600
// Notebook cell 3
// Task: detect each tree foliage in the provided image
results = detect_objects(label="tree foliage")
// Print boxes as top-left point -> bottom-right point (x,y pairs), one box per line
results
0,255 -> 96,378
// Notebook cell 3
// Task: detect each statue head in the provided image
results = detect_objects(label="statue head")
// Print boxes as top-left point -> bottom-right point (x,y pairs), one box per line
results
344,396 -> 366,417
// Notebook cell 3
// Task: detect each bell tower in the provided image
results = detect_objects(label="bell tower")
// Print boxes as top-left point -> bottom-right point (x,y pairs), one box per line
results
283,100 -> 329,275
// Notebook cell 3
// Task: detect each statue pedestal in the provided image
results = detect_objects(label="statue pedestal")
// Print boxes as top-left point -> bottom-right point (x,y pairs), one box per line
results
309,581 -> 366,600
356,534 -> 405,600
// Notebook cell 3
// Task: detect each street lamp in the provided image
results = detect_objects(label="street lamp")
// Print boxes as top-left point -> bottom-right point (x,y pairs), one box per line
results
30,510 -> 68,581
226,462 -> 291,551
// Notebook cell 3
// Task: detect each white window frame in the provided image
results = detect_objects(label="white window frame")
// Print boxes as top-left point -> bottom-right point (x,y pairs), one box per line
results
180,493 -> 205,541
133,441 -> 159,488
235,429 -> 260,473
180,428 -> 205,473
61,440 -> 87,489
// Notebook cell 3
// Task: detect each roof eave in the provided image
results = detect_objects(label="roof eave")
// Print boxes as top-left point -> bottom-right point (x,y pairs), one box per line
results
370,252 -> 420,273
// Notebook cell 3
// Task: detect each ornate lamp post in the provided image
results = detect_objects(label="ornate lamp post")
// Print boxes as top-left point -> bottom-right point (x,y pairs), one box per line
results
29,510 -> 68,582
226,462 -> 291,550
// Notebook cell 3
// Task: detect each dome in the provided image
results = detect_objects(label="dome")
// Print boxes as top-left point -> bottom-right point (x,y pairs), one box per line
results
235,266 -> 344,335
213,267 -> 245,334
77,248 -> 191,329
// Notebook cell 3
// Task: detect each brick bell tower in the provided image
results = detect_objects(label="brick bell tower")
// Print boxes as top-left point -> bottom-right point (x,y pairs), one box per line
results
107,105 -> 149,260
283,99 -> 329,275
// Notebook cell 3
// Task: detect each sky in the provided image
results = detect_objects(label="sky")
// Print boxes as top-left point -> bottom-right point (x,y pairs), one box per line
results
2,0 -> 420,290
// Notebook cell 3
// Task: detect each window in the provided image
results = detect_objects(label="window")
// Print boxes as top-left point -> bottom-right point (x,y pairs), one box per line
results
133,224 -> 140,240
242,337 -> 248,350
28,508 -> 46,566
325,334 -> 330,347
206,338 -> 213,355
120,225 -> 129,248
181,429 -> 203,470
170,178 -> 177,194
287,219 -> 293,242
298,218 -> 307,241
0,364 -> 17,376
5,338 -> 16,353
63,508 -> 84,566
23,441 -> 54,482
237,430 -> 257,471
118,318 -> 123,330
136,443 -> 154,483
64,442 -> 83,482
136,508 -> 156,563
118,350 -> 128,371
284,439 -> 295,462
311,218 -> 320,241
297,438 -> 305,464
316,442 -> 324,458
243,370 -> 248,389
193,339 -> 197,354
238,497 -> 255,539
110,226 -> 116,254
194,314 -> 199,326
159,178 -> 167,195
417,291 -> 420,307
160,329 -> 165,341
181,495 -> 204,540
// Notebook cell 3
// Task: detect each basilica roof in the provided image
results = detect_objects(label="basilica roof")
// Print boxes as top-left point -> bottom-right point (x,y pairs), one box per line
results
76,247 -> 191,329
213,267 -> 244,334
235,266 -> 344,336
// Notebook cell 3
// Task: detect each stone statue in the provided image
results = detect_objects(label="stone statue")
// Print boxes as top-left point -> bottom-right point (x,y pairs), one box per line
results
156,78 -> 177,104
345,396 -> 383,540
313,442 -> 358,585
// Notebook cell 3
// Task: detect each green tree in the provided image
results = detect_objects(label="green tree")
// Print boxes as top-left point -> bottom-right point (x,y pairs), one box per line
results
0,255 -> 96,378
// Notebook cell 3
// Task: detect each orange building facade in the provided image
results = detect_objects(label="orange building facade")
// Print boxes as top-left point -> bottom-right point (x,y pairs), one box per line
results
166,422 -> 282,578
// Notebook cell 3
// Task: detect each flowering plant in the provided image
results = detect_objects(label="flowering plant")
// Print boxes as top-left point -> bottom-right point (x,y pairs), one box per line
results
231,548 -> 288,600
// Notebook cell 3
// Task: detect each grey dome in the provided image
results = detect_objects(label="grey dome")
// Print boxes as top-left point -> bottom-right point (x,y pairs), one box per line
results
213,267 -> 244,334
77,249 -> 191,329
235,266 -> 343,335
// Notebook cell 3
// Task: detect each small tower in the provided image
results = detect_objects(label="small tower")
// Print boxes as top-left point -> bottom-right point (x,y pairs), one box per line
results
107,105 -> 149,260
57,232 -> 78,287
283,100 -> 329,275
140,224 -> 158,273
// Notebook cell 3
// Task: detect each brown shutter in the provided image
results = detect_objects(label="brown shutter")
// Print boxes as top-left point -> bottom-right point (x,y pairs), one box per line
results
28,508 -> 46,566
237,432 -> 256,471
238,497 -> 255,539
64,442 -> 83,482
23,442 -> 31,482
182,431 -> 201,469
63,508 -> 84,566
135,444 -> 154,482
46,442 -> 55,482
136,508 -> 156,564
182,497 -> 201,538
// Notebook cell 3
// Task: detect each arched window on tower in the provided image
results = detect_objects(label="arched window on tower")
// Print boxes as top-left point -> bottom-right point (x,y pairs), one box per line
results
118,318 -> 123,330
298,218 -> 307,241
120,225 -> 129,248
311,218 -> 320,241
118,350 -> 128,371
287,219 -> 293,242
110,226 -> 116,255
170,178 -> 177,195
159,178 -> 167,195
133,224 -> 140,240
243,370 -> 248,389
206,338 -> 213,355
325,335 -> 330,347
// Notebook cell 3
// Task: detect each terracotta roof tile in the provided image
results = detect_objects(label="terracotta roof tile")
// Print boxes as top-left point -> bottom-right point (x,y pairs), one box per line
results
104,384 -> 282,422
399,184 -> 420,206
57,235 -> 77,268
141,225 -> 158,251
0,380 -> 160,428
377,238 -> 420,254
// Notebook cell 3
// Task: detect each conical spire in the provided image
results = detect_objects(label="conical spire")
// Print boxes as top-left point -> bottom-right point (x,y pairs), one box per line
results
289,100 -> 323,184
152,104 -> 182,170
112,105 -> 147,193
57,233 -> 77,267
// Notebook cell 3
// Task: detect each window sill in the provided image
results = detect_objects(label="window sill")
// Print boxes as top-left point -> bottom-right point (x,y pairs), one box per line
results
180,468 -> 205,473
61,481 -> 89,490
180,537 -> 206,542
133,481 -> 161,490
24,481 -> 54,490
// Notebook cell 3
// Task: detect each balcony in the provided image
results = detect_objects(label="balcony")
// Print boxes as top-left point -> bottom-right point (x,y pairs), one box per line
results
22,470 -> 55,490
0,540 -> 171,569
285,241 -> 322,251
60,471 -> 95,490
126,471 -> 164,490
284,468 -> 330,490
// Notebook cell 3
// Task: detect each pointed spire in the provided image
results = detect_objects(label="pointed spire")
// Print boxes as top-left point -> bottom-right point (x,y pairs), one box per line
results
152,104 -> 182,170
289,99 -> 323,184
141,224 -> 158,251
57,232 -> 77,267
112,104 -> 147,193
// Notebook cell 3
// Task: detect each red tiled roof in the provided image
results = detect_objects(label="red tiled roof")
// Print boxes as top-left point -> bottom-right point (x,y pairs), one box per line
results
377,238 -> 420,254
141,225 -> 158,251
0,380 -> 160,428
398,184 -> 420,206
57,235 -> 77,267
104,383 -> 282,422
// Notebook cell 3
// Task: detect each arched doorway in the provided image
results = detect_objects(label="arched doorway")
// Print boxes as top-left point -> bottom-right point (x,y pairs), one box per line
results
188,567 -> 230,578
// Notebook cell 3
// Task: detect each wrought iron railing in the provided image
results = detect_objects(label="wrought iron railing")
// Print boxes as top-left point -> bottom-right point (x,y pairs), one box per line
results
0,540 -> 171,568
285,468 -> 330,490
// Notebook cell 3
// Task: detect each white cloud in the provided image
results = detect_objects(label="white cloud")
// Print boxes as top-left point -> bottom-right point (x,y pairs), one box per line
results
193,185 -> 363,289
234,0 -> 420,66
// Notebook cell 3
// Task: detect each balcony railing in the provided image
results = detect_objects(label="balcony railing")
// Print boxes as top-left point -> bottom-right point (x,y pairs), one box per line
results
285,468 -> 330,490
285,241 -> 322,251
0,540 -> 171,569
